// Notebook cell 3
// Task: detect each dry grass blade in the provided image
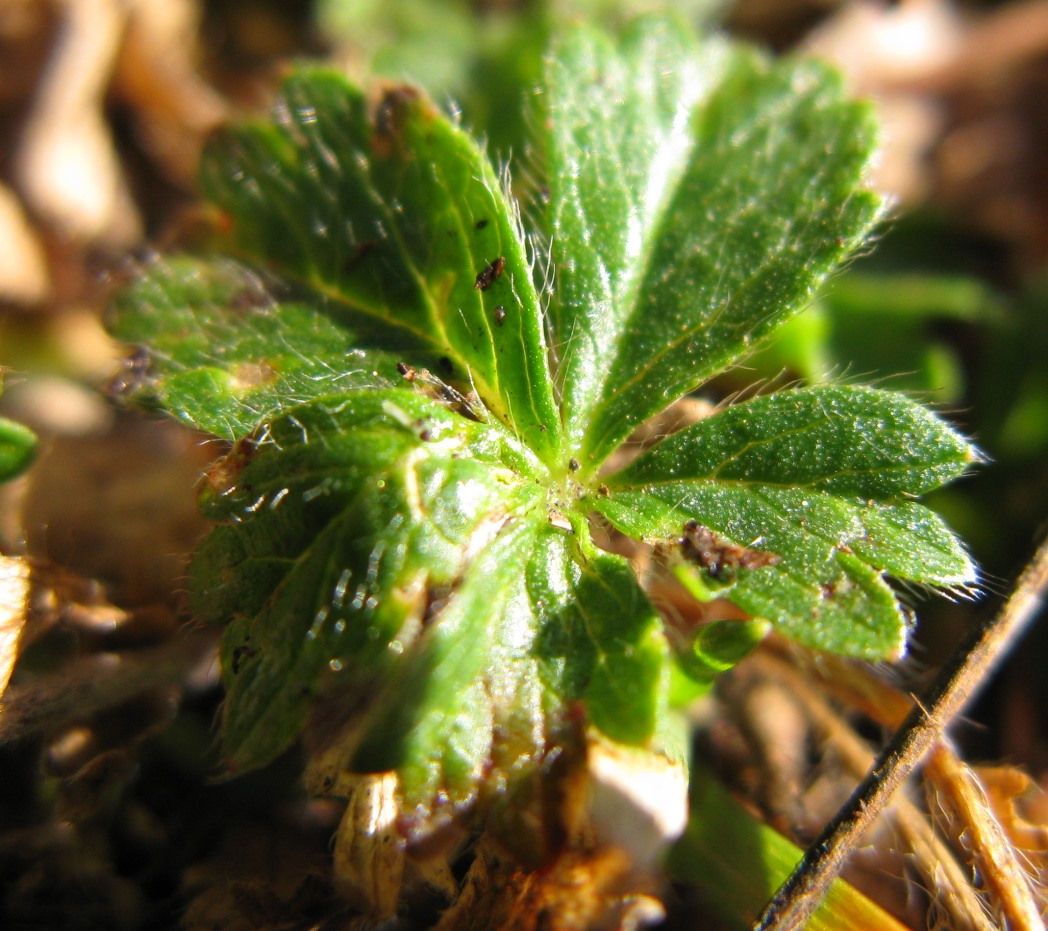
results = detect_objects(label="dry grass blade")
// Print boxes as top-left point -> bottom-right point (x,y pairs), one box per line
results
925,743 -> 1045,931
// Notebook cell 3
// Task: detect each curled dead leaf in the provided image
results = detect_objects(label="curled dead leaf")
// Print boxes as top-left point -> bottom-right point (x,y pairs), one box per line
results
0,555 -> 31,697
332,772 -> 405,919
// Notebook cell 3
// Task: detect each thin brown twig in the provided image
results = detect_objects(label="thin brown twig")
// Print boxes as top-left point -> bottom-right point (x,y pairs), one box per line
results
753,651 -> 996,931
753,533 -> 1048,931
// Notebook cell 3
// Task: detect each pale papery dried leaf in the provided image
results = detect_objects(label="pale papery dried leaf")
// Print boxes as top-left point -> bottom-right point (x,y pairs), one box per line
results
0,555 -> 30,696
0,182 -> 50,304
15,0 -> 140,244
331,773 -> 404,919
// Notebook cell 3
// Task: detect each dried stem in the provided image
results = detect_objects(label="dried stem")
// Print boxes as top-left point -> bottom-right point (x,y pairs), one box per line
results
753,533 -> 1048,931
754,651 -> 996,931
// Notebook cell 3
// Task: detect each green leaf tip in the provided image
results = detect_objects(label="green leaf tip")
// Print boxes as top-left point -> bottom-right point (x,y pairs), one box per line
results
0,417 -> 36,483
110,12 -> 978,847
0,379 -> 36,483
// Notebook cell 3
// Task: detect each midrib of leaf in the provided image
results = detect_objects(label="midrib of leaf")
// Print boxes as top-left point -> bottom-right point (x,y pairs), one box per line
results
208,126 -> 440,352
219,507 -> 372,764
233,212 -> 556,468
550,42 -> 881,471
608,385 -> 976,504
581,70 -> 877,464
567,113 -> 695,450
352,514 -> 543,811
632,456 -> 970,493
623,480 -> 860,553
204,73 -> 563,463
548,22 -> 724,456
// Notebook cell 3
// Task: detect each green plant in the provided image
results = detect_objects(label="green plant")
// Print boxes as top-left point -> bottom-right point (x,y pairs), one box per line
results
0,380 -> 36,482
110,12 -> 975,884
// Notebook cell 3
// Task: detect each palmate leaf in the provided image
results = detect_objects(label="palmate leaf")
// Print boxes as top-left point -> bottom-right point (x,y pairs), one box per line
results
110,256 -> 433,438
187,388 -> 664,832
595,386 -> 978,657
199,71 -> 561,462
190,389 -> 547,771
110,14 -> 979,850
544,19 -> 883,471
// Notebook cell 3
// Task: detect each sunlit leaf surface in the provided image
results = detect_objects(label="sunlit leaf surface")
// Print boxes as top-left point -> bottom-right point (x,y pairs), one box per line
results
112,18 -> 976,839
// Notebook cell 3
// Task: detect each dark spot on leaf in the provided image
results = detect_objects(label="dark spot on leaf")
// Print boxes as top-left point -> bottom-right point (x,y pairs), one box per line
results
230,286 -> 271,313
598,483 -> 610,497
493,305 -> 506,325
204,436 -> 257,497
568,458 -> 580,472
343,239 -> 378,273
474,257 -> 506,291
680,520 -> 781,580
109,347 -> 154,397
438,356 -> 454,376
230,643 -> 259,675
475,218 -> 488,230
372,85 -> 423,156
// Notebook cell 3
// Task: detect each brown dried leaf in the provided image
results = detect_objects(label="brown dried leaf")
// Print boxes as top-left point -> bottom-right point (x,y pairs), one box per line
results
111,0 -> 227,187
436,838 -> 664,931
